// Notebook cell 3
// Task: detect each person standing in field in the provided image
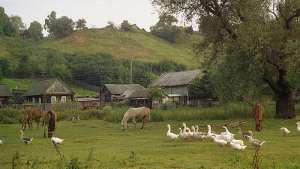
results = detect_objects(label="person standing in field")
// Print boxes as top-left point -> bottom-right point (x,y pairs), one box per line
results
253,102 -> 264,132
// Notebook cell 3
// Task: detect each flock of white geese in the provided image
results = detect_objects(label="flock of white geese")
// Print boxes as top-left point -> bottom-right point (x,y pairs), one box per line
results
166,122 -> 300,150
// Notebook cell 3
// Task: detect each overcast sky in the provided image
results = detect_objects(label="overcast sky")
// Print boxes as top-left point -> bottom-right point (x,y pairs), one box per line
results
0,0 -> 164,31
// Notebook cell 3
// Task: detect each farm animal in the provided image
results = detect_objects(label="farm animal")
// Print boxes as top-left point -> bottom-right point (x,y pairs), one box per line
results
238,127 -> 253,139
212,135 -> 227,146
296,122 -> 300,132
230,139 -> 244,146
230,141 -> 247,150
166,124 -> 178,140
121,107 -> 151,130
22,108 -> 45,130
51,136 -> 64,145
280,127 -> 291,136
245,135 -> 265,147
43,110 -> 57,138
0,139 -> 3,144
20,130 -> 33,144
178,128 -> 184,138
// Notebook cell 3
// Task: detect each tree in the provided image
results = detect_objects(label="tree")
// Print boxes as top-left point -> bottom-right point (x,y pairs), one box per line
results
0,7 -> 16,36
26,21 -> 43,40
153,0 -> 300,118
120,20 -> 134,31
150,13 -> 182,43
44,11 -> 74,38
189,71 -> 216,99
75,18 -> 87,30
10,16 -> 25,35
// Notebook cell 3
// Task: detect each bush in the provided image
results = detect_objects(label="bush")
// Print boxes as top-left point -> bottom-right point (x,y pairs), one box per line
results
0,108 -> 23,124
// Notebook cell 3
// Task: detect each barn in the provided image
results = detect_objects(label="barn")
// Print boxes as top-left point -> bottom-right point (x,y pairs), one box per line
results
151,69 -> 202,105
0,85 -> 11,107
100,84 -> 150,107
24,79 -> 74,104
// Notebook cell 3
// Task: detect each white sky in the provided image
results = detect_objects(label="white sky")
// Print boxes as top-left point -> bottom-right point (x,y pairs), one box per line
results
0,0 -> 164,31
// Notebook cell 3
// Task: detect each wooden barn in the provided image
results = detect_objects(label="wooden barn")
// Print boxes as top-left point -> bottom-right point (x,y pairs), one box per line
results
0,85 -> 11,107
76,96 -> 100,109
151,69 -> 202,105
122,89 -> 152,108
24,79 -> 74,104
100,84 -> 150,107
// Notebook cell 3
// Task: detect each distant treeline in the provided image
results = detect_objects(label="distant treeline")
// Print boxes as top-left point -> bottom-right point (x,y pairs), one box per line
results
0,46 -> 185,86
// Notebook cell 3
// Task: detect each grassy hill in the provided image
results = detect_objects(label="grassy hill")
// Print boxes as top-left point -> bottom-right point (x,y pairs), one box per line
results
0,78 -> 97,96
38,28 -> 201,68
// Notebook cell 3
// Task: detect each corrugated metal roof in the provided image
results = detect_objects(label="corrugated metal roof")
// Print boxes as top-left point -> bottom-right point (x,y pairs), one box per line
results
24,79 -> 73,96
0,85 -> 11,97
104,84 -> 145,95
151,69 -> 202,87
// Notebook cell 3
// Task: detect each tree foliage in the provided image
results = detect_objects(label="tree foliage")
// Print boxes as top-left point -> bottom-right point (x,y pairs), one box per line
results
25,21 -> 43,40
153,0 -> 300,118
75,18 -> 87,30
0,7 -> 16,36
44,11 -> 74,38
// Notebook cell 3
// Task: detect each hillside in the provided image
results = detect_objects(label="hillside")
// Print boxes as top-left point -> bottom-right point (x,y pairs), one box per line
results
38,28 -> 201,68
0,78 -> 97,96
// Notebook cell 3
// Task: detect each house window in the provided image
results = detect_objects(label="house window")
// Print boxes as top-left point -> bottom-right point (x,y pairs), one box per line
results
51,96 -> 57,103
61,96 -> 67,103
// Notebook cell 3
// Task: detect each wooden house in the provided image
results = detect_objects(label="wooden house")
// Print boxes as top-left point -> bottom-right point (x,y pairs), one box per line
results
76,96 -> 100,109
100,84 -> 151,107
0,85 -> 11,106
24,79 -> 74,104
151,69 -> 202,105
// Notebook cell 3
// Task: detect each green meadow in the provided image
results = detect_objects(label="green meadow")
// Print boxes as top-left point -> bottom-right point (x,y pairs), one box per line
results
1,119 -> 300,169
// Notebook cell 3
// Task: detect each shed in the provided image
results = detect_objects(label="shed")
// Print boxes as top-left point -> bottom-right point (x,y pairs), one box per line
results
76,97 -> 100,109
122,89 -> 152,108
24,79 -> 74,104
151,69 -> 202,105
0,85 -> 11,106
100,84 -> 145,103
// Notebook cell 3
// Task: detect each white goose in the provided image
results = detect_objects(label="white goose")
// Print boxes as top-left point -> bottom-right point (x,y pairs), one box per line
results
212,135 -> 227,146
20,130 -> 33,144
245,135 -> 265,147
166,124 -> 178,140
280,127 -> 291,136
230,141 -> 247,150
0,139 -> 3,144
51,136 -> 64,145
296,122 -> 300,133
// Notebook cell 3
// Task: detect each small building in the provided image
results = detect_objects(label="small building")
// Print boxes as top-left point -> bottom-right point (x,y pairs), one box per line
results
100,84 -> 148,104
0,85 -> 12,106
151,69 -> 202,105
122,89 -> 152,108
12,89 -> 26,104
24,79 -> 74,104
76,96 -> 100,109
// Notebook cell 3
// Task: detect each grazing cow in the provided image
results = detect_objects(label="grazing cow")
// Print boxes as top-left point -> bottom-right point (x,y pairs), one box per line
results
121,107 -> 151,130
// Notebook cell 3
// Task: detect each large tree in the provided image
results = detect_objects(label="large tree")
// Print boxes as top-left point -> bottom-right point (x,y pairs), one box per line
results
75,18 -> 87,30
44,11 -> 74,38
153,0 -> 300,118
27,21 -> 43,40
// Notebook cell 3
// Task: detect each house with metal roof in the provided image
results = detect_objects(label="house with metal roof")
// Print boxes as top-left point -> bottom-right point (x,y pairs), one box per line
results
151,69 -> 202,105
0,85 -> 12,106
24,79 -> 74,104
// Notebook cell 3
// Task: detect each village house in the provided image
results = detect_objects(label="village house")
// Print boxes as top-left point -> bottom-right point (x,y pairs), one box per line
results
100,84 -> 150,107
151,69 -> 202,105
24,79 -> 74,104
76,96 -> 100,109
0,85 -> 12,107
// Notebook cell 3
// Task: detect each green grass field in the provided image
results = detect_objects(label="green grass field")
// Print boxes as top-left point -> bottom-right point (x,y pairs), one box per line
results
1,119 -> 300,169
39,28 -> 200,68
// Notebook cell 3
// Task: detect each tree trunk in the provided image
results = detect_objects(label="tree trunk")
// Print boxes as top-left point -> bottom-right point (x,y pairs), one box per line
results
274,69 -> 295,119
275,91 -> 295,119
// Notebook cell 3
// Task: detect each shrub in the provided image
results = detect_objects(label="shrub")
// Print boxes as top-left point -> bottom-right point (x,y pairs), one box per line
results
0,108 -> 23,124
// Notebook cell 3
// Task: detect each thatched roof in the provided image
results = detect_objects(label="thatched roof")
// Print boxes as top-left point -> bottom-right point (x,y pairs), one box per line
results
24,79 -> 73,96
122,89 -> 150,99
0,85 -> 11,97
151,69 -> 201,87
104,84 -> 145,95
